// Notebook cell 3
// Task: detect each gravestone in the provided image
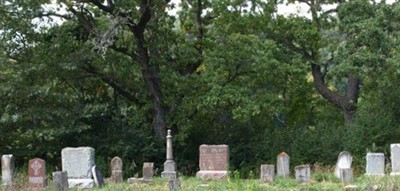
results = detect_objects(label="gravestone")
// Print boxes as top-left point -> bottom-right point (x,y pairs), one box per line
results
365,153 -> 385,176
28,158 -> 47,189
391,144 -> 400,175
260,164 -> 274,183
334,151 -> 353,179
162,130 -> 177,180
111,156 -> 123,183
169,178 -> 181,191
2,154 -> 15,188
339,168 -> 353,183
277,152 -> 290,178
196,144 -> 229,180
61,147 -> 95,189
295,165 -> 310,183
52,171 -> 68,191
143,162 -> 154,181
92,165 -> 104,187
127,162 -> 155,184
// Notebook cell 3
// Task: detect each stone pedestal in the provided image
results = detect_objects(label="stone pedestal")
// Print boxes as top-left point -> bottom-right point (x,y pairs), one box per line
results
68,179 -> 95,189
365,153 -> 385,176
295,165 -> 310,183
111,156 -> 123,183
260,164 -> 274,183
162,160 -> 177,180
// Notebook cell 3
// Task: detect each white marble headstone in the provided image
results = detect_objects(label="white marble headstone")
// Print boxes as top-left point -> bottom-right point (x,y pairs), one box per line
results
391,144 -> 400,175
365,153 -> 385,176
335,151 -> 352,178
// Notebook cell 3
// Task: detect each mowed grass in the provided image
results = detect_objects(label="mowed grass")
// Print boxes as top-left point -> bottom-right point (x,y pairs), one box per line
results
6,173 -> 400,190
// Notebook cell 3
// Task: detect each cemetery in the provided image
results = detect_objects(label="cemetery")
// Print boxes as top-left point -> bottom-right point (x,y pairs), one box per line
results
2,129 -> 400,190
3,0 -> 400,190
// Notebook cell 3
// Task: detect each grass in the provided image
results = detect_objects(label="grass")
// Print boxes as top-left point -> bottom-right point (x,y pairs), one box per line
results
4,172 -> 400,190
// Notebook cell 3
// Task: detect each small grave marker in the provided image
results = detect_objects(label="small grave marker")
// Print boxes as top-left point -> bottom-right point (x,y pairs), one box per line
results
260,164 -> 274,183
335,151 -> 352,179
391,144 -> 400,175
111,156 -> 123,183
28,158 -> 47,189
2,154 -> 15,189
277,152 -> 290,178
52,171 -> 68,191
295,165 -> 310,183
92,165 -> 104,187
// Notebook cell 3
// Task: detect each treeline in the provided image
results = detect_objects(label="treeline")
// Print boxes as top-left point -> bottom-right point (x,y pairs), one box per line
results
1,0 -> 400,177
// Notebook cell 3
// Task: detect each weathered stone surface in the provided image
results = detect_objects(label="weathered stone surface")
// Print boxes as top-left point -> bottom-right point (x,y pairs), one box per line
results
365,153 -> 385,176
277,152 -> 290,178
52,171 -> 68,191
143,162 -> 154,181
92,165 -> 104,188
61,147 -> 95,179
340,168 -> 353,183
344,185 -> 359,191
260,164 -> 274,183
335,151 -> 352,179
127,177 -> 152,184
28,158 -> 47,189
68,179 -> 95,189
111,156 -> 123,183
169,178 -> 181,191
2,154 -> 15,188
295,165 -> 310,183
196,144 -> 229,180
391,144 -> 400,175
162,130 -> 178,180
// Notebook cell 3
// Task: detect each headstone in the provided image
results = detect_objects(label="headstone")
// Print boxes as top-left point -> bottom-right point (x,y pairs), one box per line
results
295,165 -> 310,183
2,154 -> 15,188
260,164 -> 274,183
196,144 -> 229,180
277,152 -> 290,178
162,130 -> 178,180
365,153 -> 385,176
142,162 -> 154,181
340,168 -> 353,183
28,158 -> 47,189
52,171 -> 68,191
391,144 -> 400,175
61,147 -> 95,189
92,165 -> 104,187
334,151 -> 353,179
110,156 -> 123,183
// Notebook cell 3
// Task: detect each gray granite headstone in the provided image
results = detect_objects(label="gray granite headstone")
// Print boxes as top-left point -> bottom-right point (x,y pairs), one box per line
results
196,144 -> 229,180
260,164 -> 274,183
52,171 -> 68,191
277,152 -> 290,178
143,162 -> 154,181
1,154 -> 14,188
391,144 -> 400,175
61,147 -> 95,188
335,151 -> 352,179
365,153 -> 385,176
295,165 -> 310,183
111,156 -> 123,183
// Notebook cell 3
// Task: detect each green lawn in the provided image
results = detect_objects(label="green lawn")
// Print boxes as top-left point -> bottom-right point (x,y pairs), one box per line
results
31,174 -> 400,191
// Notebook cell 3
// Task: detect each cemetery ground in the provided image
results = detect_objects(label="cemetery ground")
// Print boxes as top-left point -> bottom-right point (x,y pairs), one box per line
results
5,170 -> 400,191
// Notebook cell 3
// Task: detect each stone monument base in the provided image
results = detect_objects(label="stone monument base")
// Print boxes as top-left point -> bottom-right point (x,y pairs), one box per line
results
196,170 -> 228,180
127,177 -> 152,184
68,179 -> 95,189
365,173 -> 385,176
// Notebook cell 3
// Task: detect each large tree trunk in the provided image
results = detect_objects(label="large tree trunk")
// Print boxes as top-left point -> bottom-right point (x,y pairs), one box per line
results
311,64 -> 359,125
